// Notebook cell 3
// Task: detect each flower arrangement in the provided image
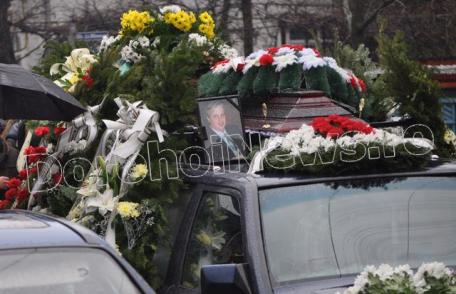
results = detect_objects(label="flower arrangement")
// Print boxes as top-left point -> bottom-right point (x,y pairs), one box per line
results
338,262 -> 456,294
198,43 -> 366,109
50,48 -> 97,93
252,115 -> 433,175
120,10 -> 154,35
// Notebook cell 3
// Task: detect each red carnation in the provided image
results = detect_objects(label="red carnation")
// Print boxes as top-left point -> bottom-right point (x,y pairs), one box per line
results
5,188 -> 17,201
34,126 -> 50,137
6,178 -> 22,189
0,200 -> 11,210
259,54 -> 274,66
18,169 -> 28,179
16,189 -> 30,202
267,47 -> 279,55
54,127 -> 66,136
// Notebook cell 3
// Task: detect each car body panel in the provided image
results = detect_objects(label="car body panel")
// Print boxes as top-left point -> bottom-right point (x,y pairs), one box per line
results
163,160 -> 456,294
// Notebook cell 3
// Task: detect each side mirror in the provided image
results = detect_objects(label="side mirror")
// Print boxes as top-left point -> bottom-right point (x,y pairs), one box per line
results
201,263 -> 251,294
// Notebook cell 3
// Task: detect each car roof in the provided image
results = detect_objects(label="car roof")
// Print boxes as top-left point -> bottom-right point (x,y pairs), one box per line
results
0,210 -> 104,250
182,159 -> 456,190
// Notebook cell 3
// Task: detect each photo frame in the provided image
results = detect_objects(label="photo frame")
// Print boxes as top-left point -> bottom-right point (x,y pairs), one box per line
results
197,95 -> 246,164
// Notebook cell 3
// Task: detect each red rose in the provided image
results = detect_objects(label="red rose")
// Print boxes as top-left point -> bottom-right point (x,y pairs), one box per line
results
54,127 -> 66,136
24,146 -> 35,155
236,63 -> 245,72
6,178 -> 22,189
5,188 -> 17,201
19,169 -> 28,179
267,47 -> 279,55
259,54 -> 274,66
16,189 -> 30,202
34,126 -> 50,137
0,200 -> 11,210
312,48 -> 321,57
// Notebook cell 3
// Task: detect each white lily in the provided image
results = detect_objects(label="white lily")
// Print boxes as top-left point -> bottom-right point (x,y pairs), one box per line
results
86,188 -> 118,216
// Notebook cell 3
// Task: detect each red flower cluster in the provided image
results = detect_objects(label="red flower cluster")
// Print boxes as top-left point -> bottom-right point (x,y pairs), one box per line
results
349,75 -> 367,92
3,177 -> 30,208
259,54 -> 274,66
311,114 -> 374,138
34,126 -> 50,137
82,69 -> 94,89
18,167 -> 38,180
54,127 -> 66,136
267,47 -> 279,55
24,146 -> 47,164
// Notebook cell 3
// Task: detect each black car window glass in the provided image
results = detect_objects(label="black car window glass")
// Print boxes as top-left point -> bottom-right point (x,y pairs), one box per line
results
0,247 -> 141,294
259,177 -> 456,285
182,192 -> 243,289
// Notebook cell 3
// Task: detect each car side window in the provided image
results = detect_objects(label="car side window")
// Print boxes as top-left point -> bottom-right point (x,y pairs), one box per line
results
182,192 -> 244,289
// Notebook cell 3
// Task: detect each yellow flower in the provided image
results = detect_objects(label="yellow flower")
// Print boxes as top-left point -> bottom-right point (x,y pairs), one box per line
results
168,10 -> 193,32
117,202 -> 140,219
199,11 -> 214,24
120,10 -> 154,34
130,163 -> 148,180
189,12 -> 196,24
68,73 -> 80,85
199,23 -> 215,39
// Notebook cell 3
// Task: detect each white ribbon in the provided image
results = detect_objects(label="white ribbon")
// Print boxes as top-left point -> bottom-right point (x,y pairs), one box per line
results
248,136 -> 284,174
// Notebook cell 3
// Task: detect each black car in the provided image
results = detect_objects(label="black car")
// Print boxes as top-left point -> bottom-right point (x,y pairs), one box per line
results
0,210 -> 155,294
161,160 -> 456,294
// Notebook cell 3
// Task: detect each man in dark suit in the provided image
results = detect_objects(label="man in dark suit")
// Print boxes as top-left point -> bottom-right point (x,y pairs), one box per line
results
205,101 -> 244,162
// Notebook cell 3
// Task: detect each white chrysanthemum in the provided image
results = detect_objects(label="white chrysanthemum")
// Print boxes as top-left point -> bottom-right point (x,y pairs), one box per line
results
99,35 -> 119,52
159,5 -> 181,14
298,48 -> 318,57
276,47 -> 295,56
219,44 -> 239,59
414,262 -> 452,281
188,33 -> 208,47
273,53 -> 297,72
299,54 -> 326,70
121,45 -> 143,63
137,36 -> 150,48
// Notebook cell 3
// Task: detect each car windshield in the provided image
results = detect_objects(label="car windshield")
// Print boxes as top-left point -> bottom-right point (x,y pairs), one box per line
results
259,176 -> 456,285
0,247 -> 142,294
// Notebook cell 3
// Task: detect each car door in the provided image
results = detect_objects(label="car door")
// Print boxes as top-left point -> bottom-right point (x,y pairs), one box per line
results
163,186 -> 245,294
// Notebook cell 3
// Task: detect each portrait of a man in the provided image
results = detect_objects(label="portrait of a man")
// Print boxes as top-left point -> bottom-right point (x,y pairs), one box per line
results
201,100 -> 245,162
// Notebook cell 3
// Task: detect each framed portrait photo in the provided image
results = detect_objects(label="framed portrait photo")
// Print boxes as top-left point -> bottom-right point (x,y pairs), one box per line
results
197,95 -> 246,164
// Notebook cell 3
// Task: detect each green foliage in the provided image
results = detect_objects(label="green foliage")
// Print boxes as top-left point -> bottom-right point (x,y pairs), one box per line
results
303,66 -> 331,97
278,64 -> 302,91
219,71 -> 242,95
253,65 -> 278,97
32,40 -> 89,78
326,66 -> 349,103
376,28 -> 455,156
237,67 -> 258,99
